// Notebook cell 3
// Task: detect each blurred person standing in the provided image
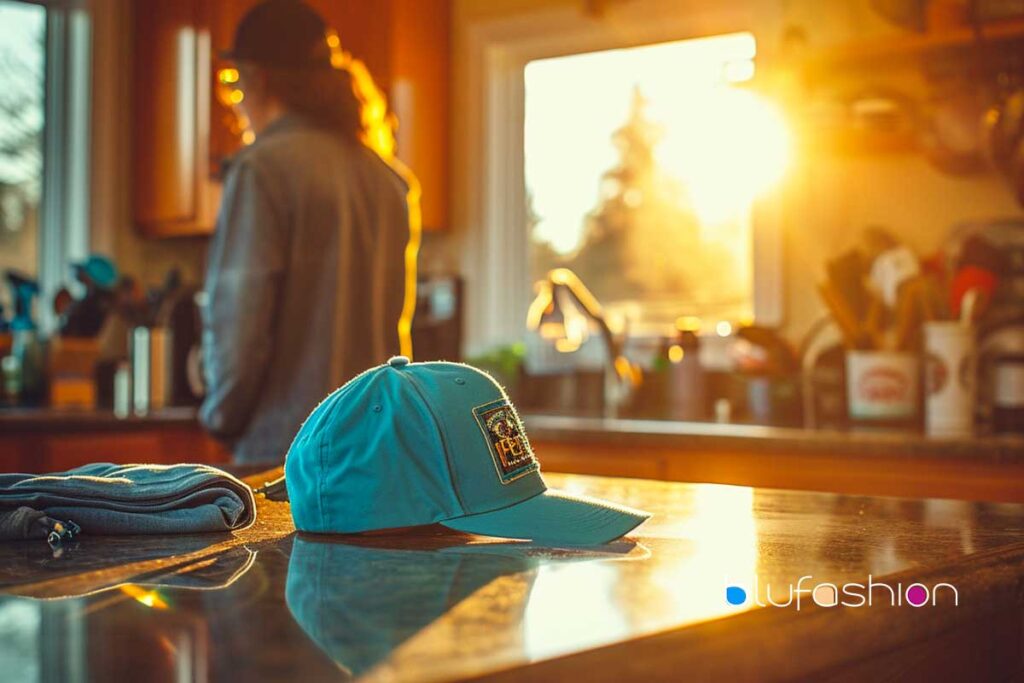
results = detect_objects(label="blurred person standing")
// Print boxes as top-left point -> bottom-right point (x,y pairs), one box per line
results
200,0 -> 413,463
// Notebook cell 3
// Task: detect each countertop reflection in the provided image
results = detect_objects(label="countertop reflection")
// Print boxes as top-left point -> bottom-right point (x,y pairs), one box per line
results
0,469 -> 1022,682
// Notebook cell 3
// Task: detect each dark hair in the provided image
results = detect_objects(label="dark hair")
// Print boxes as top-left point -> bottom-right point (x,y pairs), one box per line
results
260,65 -> 362,141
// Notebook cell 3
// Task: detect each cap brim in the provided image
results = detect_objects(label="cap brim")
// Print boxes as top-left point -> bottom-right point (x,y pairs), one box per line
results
440,490 -> 650,546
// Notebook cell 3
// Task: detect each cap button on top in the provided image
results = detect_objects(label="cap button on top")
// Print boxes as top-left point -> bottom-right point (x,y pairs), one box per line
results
387,355 -> 410,368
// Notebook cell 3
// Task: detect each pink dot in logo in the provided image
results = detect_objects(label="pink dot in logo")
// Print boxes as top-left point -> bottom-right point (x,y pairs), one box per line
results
906,584 -> 928,606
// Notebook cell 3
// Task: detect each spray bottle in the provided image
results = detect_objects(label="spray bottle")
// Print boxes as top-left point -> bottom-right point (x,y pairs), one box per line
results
5,271 -> 44,404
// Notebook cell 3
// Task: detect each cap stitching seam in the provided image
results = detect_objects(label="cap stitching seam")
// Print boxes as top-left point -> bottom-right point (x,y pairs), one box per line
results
317,434 -> 328,530
440,488 -> 547,523
398,371 -> 468,513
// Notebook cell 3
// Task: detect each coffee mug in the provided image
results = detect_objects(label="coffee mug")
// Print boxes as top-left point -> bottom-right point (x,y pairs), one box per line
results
846,350 -> 919,422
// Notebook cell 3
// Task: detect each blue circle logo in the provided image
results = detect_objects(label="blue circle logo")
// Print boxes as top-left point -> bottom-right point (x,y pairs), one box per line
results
726,585 -> 747,605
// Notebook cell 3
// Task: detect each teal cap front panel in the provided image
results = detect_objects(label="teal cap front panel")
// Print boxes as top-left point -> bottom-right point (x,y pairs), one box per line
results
285,363 -> 464,533
402,363 -> 546,516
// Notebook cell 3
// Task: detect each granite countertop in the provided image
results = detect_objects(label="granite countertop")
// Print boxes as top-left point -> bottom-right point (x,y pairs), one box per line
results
523,413 -> 1024,464
0,468 -> 1021,681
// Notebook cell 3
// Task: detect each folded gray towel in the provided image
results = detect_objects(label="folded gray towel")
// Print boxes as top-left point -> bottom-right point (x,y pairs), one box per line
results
0,463 -> 257,541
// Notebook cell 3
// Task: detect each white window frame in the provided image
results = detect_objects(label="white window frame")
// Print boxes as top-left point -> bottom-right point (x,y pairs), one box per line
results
30,0 -> 92,332
454,0 -> 784,356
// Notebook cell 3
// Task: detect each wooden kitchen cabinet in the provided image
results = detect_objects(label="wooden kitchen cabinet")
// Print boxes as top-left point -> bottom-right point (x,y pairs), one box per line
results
132,0 -> 219,237
132,0 -> 450,238
0,409 -> 230,473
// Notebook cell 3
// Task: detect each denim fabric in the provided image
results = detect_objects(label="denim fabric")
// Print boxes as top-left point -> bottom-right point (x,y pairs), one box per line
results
199,114 -> 409,463
0,463 -> 256,540
0,507 -> 51,540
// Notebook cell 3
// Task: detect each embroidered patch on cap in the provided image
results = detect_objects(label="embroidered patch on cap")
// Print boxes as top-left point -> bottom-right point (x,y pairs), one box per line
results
473,399 -> 539,484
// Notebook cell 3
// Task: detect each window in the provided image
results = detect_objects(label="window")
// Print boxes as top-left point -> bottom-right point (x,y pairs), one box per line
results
0,0 -> 90,331
523,33 -> 789,335
0,0 -> 45,286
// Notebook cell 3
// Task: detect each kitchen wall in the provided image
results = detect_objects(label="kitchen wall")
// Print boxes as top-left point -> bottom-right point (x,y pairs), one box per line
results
445,0 -> 1024,348
784,133 -> 1022,343
90,0 -> 1024,344
774,1 -> 1024,341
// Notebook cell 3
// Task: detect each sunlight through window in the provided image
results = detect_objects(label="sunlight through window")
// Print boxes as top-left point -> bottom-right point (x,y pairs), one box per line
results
525,33 -> 790,332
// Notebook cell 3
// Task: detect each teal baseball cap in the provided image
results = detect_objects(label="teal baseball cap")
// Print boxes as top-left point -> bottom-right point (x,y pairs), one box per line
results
284,357 -> 650,545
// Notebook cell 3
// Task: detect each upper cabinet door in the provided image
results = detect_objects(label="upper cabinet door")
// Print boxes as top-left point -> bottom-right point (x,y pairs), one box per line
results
133,0 -> 218,237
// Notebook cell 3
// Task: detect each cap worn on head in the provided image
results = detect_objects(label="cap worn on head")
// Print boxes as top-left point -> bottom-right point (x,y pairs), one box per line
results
222,0 -> 333,69
284,360 -> 651,546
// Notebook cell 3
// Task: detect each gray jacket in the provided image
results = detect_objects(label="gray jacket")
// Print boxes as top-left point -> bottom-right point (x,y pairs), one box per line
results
200,115 -> 409,463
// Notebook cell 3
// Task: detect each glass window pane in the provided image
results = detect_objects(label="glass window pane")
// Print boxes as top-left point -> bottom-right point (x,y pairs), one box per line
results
0,0 -> 46,310
525,33 -> 789,334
